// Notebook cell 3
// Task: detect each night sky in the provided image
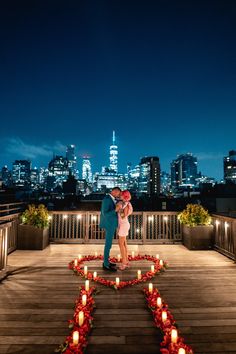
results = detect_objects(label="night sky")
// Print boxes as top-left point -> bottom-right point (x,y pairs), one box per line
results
0,0 -> 236,180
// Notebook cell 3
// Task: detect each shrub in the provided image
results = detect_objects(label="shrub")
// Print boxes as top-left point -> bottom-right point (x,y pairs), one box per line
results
178,204 -> 211,227
21,204 -> 50,229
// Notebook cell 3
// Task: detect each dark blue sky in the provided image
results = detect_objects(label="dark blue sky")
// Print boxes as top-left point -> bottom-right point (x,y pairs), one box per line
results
0,0 -> 236,180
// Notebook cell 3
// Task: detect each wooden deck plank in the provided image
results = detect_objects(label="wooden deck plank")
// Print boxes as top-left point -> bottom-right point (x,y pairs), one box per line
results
0,244 -> 236,353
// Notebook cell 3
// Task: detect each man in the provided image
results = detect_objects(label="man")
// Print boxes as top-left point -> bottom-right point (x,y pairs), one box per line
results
100,187 -> 122,271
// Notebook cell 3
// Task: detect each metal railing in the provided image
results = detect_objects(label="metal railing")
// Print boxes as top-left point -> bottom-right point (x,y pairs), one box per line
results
212,214 -> 236,260
49,211 -> 182,244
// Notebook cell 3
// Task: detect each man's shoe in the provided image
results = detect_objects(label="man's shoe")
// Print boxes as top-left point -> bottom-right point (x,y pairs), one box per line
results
109,262 -> 117,267
103,263 -> 117,272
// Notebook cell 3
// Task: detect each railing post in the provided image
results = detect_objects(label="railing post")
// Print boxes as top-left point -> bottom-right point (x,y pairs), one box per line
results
142,212 -> 147,244
84,212 -> 89,243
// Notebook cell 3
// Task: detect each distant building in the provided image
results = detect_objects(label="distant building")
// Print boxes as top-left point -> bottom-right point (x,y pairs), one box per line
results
82,158 -> 92,182
1,166 -> 12,187
12,160 -> 31,187
161,171 -> 171,194
48,155 -> 69,188
127,163 -> 140,193
138,156 -> 161,195
30,167 -> 40,189
171,153 -> 198,189
66,144 -> 77,176
95,169 -> 118,191
109,131 -> 118,173
224,150 -> 236,184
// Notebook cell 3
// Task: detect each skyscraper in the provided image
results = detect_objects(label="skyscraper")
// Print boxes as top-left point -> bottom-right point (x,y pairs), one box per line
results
82,158 -> 92,182
12,160 -> 31,187
171,153 -> 198,189
224,150 -> 236,183
109,131 -> 118,173
48,156 -> 69,188
66,144 -> 77,176
139,156 -> 161,195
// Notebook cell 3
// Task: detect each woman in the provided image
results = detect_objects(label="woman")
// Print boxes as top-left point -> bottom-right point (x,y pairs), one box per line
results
117,190 -> 133,270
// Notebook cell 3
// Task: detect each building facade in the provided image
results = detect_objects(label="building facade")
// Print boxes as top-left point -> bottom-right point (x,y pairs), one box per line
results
224,150 -> 236,183
138,156 -> 161,195
171,153 -> 198,189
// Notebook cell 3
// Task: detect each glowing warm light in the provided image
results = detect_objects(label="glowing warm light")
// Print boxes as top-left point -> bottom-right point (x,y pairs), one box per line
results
78,254 -> 82,260
137,270 -> 141,280
74,259 -> 78,267
117,254 -> 121,262
77,214 -> 82,220
85,280 -> 89,291
136,228 -> 140,233
48,215 -> 52,220
215,220 -> 220,226
116,277 -> 120,286
82,295 -> 87,306
92,215 -> 97,221
131,251 -> 135,258
225,222 -> 229,228
171,328 -> 178,343
149,283 -> 153,293
63,214 -> 68,219
148,215 -> 154,222
157,297 -> 162,307
95,251 -> 98,257
163,216 -> 168,222
159,260 -> 164,267
178,349 -> 186,354
84,266 -> 88,275
78,311 -> 84,326
73,331 -> 79,345
162,311 -> 167,322
93,271 -> 97,279
151,265 -> 155,273
156,254 -> 160,259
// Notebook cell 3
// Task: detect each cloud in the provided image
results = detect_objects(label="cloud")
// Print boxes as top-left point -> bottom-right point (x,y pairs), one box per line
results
4,137 -> 67,160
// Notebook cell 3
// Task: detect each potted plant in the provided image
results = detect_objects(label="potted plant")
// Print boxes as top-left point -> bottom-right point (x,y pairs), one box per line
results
178,204 -> 213,250
18,204 -> 50,250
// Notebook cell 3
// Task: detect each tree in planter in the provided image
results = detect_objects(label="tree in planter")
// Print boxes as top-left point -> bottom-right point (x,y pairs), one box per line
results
178,204 -> 211,227
21,204 -> 50,228
178,204 -> 213,250
18,204 -> 51,250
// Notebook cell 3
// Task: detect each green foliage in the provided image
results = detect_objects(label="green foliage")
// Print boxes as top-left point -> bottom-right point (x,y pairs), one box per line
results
21,204 -> 50,229
178,204 -> 212,227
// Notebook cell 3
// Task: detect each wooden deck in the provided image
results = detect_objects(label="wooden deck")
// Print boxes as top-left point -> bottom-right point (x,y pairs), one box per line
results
0,244 -> 236,354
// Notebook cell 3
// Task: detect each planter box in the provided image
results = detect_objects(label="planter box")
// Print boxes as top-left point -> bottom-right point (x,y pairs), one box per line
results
18,224 -> 49,250
183,225 -> 214,250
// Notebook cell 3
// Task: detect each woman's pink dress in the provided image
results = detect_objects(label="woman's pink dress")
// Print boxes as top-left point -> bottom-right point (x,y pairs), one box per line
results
118,202 -> 133,236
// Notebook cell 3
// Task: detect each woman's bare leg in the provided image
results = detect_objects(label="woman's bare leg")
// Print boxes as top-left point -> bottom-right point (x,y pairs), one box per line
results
119,237 -> 126,265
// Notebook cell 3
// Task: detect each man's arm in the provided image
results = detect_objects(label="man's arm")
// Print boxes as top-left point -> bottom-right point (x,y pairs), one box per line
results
101,198 -> 121,217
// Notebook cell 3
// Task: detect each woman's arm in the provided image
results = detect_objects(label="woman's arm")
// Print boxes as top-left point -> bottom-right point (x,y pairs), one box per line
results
123,202 -> 133,217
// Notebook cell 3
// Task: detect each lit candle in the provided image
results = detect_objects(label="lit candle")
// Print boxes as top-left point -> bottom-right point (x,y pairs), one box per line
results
82,294 -> 87,306
162,311 -> 167,322
171,328 -> 178,343
93,271 -> 97,279
148,283 -> 153,293
74,259 -> 78,267
156,254 -> 159,259
95,251 -> 98,257
137,270 -> 141,280
159,260 -> 164,267
117,254 -> 121,262
78,311 -> 84,326
131,251 -> 135,258
78,254 -> 82,260
116,277 -> 120,286
178,349 -> 186,354
73,330 -> 79,345
157,297 -> 162,307
84,266 -> 88,275
151,265 -> 155,273
85,280 -> 89,291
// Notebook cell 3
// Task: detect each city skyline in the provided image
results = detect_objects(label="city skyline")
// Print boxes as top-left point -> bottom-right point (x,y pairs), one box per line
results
1,1 -> 236,181
0,132 -> 232,181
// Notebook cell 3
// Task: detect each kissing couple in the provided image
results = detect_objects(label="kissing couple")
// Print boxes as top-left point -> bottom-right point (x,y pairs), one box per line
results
100,187 -> 133,272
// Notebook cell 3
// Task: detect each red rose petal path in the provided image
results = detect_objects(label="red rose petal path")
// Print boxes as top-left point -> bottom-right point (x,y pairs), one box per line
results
56,254 -> 194,354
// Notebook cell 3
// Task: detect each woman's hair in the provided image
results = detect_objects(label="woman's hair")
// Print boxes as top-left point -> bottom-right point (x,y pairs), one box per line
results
121,190 -> 131,201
